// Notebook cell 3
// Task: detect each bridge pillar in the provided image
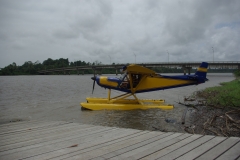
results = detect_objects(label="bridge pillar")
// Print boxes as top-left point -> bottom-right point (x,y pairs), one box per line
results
116,68 -> 118,75
182,65 -> 186,75
95,69 -> 99,75
182,66 -> 192,75
187,67 -> 192,75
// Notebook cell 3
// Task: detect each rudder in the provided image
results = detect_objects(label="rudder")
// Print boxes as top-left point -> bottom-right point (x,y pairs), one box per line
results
195,62 -> 208,80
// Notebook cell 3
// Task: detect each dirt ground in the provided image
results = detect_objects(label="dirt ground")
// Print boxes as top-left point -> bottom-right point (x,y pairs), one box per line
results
182,103 -> 240,137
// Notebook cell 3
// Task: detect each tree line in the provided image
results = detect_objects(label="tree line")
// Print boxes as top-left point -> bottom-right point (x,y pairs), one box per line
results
0,58 -> 100,75
0,58 -> 238,75
0,58 -> 122,75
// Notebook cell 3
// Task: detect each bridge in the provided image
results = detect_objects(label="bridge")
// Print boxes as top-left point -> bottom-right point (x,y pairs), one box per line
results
38,61 -> 240,75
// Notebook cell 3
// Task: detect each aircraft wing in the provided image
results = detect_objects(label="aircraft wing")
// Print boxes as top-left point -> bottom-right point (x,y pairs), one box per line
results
126,64 -> 156,74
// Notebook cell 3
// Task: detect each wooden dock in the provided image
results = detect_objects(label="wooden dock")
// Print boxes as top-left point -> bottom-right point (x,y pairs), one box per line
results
0,121 -> 239,160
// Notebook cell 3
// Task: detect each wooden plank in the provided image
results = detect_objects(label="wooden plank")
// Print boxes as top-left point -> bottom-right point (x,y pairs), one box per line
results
46,130 -> 149,160
0,126 -> 112,157
0,120 -> 59,132
57,131 -> 161,160
0,127 -> 120,160
141,134 -> 202,160
0,123 -> 82,143
98,132 -> 174,159
1,121 -> 240,160
158,135 -> 214,160
0,120 -> 40,128
0,124 -> 95,152
127,133 -> 192,160
216,141 -> 240,160
0,121 -> 80,136
22,128 -> 141,160
0,121 -> 70,135
107,133 -> 184,159
0,124 -> 94,146
0,123 -> 88,140
175,136 -> 226,160
196,137 -> 240,160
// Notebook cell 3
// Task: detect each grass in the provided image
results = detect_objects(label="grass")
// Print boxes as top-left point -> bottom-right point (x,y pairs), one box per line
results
234,70 -> 240,78
197,79 -> 240,108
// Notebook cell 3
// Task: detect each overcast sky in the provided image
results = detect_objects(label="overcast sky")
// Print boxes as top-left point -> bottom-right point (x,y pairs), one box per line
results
0,0 -> 239,67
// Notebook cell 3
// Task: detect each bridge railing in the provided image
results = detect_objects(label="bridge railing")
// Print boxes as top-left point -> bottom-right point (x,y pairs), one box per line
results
137,61 -> 240,65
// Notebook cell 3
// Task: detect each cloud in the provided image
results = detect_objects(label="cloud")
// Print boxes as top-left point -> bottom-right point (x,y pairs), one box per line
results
0,0 -> 240,67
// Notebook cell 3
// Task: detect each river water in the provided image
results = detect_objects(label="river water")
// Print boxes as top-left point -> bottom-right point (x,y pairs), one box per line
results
0,73 -> 234,132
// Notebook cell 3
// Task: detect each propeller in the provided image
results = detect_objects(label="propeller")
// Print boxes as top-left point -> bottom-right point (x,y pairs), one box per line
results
91,76 -> 96,94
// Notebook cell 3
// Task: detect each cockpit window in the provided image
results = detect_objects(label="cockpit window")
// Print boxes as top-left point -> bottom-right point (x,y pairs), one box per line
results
119,72 -> 129,89
118,72 -> 126,80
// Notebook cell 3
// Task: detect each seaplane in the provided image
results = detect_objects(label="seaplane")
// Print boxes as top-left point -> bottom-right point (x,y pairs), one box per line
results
80,62 -> 208,110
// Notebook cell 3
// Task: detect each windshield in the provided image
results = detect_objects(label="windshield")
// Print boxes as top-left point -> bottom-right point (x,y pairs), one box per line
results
120,72 -> 128,81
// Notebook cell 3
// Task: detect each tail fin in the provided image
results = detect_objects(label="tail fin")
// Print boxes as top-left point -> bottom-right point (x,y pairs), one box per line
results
195,62 -> 208,82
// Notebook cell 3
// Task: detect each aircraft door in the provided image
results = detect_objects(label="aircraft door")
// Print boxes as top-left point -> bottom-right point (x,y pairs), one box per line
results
132,74 -> 141,88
